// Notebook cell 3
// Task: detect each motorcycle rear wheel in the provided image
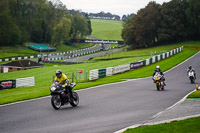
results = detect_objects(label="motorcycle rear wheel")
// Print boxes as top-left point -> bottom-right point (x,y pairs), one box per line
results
190,78 -> 195,84
51,95 -> 61,110
70,92 -> 79,107
161,86 -> 164,91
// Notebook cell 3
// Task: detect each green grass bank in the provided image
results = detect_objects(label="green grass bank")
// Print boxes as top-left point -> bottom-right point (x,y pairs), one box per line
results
124,117 -> 200,133
91,19 -> 123,40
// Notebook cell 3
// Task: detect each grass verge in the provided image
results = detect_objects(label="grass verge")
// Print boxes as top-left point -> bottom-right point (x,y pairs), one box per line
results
124,117 -> 200,133
187,90 -> 200,98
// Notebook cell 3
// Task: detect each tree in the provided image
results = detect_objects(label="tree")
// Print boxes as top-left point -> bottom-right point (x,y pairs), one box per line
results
71,12 -> 89,38
122,2 -> 161,48
157,0 -> 188,44
186,0 -> 200,40
51,17 -> 71,47
0,0 -> 21,45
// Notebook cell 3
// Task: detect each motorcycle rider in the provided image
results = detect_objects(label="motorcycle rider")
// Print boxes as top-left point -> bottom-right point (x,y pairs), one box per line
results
187,65 -> 196,79
55,69 -> 74,100
153,65 -> 166,86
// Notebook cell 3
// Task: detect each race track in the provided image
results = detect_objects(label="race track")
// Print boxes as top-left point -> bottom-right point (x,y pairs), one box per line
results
0,52 -> 199,133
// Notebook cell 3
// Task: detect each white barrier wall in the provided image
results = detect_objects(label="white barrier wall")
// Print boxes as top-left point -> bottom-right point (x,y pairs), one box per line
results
112,64 -> 130,74
170,50 -> 173,56
162,53 -> 165,59
152,56 -> 156,63
146,59 -> 150,66
89,69 -> 99,81
106,67 -> 113,76
166,52 -> 169,58
16,77 -> 35,88
157,55 -> 161,61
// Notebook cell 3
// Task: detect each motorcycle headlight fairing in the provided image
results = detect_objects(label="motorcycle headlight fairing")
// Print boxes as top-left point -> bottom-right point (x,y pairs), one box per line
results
51,87 -> 56,91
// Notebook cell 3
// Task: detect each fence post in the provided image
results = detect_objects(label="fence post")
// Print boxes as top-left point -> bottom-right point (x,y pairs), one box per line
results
72,71 -> 74,83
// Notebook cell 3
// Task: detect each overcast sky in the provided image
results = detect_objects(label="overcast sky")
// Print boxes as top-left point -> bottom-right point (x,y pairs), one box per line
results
60,0 -> 171,17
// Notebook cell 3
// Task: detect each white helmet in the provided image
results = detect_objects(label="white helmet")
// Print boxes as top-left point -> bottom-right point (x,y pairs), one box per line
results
156,65 -> 160,71
156,65 -> 160,69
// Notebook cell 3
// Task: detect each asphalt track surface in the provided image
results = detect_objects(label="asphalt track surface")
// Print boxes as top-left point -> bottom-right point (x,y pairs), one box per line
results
0,52 -> 199,133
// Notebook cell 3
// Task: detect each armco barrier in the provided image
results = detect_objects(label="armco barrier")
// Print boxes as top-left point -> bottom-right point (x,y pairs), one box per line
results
89,46 -> 183,81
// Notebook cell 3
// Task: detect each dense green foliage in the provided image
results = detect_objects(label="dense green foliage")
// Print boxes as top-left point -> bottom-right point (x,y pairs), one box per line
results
122,0 -> 200,48
124,117 -> 200,133
0,0 -> 91,46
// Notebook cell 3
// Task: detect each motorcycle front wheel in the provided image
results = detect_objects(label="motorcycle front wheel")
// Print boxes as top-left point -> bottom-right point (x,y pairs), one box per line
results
70,92 -> 79,107
51,95 -> 62,110
156,83 -> 160,91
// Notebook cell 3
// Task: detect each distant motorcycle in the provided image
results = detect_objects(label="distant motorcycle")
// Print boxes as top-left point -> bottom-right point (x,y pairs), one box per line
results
188,70 -> 195,84
50,81 -> 79,110
153,73 -> 164,91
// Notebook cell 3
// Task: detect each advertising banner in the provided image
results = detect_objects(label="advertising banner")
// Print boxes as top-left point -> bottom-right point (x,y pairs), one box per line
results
71,39 -> 124,45
0,80 -> 16,90
113,64 -> 130,74
130,62 -> 142,69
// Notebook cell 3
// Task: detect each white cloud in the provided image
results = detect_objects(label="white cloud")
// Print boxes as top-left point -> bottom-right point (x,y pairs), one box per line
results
61,0 -> 170,16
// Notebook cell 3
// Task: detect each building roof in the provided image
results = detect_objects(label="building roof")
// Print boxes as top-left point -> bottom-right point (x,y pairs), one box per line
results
1,60 -> 43,68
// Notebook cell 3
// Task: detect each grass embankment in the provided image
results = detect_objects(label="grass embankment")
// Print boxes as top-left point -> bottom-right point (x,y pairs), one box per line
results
0,46 -> 38,59
124,117 -> 200,133
0,43 -> 94,59
91,19 -> 123,40
0,42 -> 199,104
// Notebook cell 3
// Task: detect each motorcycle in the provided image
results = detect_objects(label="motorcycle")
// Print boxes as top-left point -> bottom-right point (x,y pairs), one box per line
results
188,70 -> 195,84
153,73 -> 164,91
50,81 -> 79,110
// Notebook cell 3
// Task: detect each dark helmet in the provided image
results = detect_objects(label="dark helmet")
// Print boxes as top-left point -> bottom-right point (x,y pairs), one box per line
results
188,65 -> 192,69
56,70 -> 62,78
156,65 -> 160,71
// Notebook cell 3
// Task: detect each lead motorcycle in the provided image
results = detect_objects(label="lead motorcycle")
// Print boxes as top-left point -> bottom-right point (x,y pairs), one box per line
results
153,72 -> 164,91
188,70 -> 195,84
50,81 -> 79,110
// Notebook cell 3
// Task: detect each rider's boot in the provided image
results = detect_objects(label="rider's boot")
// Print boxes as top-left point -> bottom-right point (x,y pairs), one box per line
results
163,81 -> 166,86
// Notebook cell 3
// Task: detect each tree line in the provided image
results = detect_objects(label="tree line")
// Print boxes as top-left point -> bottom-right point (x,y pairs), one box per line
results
88,11 -> 120,20
0,0 -> 92,47
122,0 -> 200,49
69,10 -> 121,21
